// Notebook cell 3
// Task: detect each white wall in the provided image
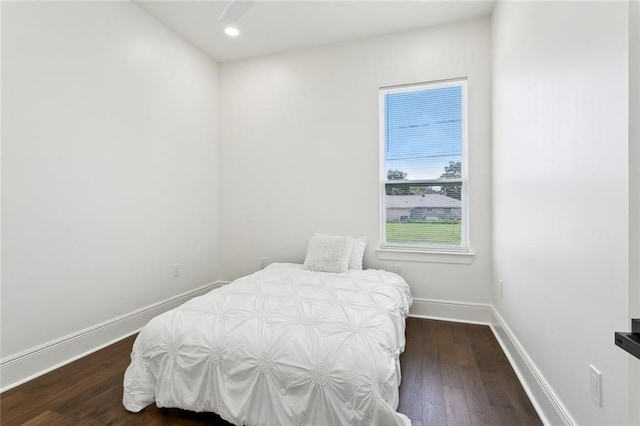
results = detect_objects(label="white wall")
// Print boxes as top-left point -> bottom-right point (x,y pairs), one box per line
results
629,2 -> 640,423
218,18 -> 492,305
1,1 -> 219,377
492,2 -> 630,424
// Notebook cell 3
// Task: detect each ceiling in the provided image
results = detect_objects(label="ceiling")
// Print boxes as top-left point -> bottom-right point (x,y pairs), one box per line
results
134,0 -> 495,62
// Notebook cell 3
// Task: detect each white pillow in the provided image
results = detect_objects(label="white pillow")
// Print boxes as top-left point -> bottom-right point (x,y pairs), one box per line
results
349,236 -> 367,270
303,235 -> 354,273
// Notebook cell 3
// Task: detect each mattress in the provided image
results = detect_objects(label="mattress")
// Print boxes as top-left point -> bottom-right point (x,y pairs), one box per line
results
123,262 -> 413,425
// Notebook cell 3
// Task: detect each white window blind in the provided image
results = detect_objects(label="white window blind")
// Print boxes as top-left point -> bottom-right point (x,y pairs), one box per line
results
379,78 -> 468,252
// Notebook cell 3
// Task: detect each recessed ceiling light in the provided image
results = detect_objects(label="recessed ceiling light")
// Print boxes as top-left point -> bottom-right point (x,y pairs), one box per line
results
224,27 -> 240,37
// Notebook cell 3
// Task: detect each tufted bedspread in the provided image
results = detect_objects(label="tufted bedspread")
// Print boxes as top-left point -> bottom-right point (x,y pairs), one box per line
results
122,263 -> 413,425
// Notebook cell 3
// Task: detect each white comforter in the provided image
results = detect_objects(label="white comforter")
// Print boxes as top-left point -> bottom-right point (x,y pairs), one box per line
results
123,263 -> 413,426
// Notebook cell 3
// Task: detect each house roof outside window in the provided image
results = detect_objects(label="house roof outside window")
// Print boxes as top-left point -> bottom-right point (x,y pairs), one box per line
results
386,194 -> 461,209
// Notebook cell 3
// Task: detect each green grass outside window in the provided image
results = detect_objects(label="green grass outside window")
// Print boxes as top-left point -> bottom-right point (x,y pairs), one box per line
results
386,222 -> 461,246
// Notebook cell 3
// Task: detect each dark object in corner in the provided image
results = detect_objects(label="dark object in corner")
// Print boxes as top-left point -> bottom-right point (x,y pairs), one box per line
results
615,319 -> 640,360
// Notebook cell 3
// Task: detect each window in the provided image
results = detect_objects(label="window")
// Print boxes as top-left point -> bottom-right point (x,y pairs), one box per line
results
379,78 -> 468,252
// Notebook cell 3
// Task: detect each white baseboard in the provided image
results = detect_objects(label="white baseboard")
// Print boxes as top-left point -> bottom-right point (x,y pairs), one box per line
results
408,297 -> 493,325
408,298 -> 574,426
0,281 -> 228,392
490,307 -> 576,426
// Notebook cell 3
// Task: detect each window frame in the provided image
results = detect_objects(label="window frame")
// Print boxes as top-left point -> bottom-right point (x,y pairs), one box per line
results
379,78 -> 470,254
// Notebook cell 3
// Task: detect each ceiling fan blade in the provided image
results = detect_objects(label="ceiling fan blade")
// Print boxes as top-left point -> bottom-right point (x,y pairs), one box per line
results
219,0 -> 254,23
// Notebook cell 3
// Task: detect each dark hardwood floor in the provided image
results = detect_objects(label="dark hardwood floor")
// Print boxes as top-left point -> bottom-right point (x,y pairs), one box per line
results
397,318 -> 541,426
0,318 -> 541,425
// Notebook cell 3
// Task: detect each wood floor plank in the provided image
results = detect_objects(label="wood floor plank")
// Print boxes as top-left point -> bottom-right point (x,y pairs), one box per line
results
0,318 -> 541,426
437,323 -> 465,389
444,385 -> 472,426
422,320 -> 447,426
467,325 -> 502,375
495,405 -> 523,426
60,382 -> 129,424
454,331 -> 502,426
398,316 -> 429,421
49,341 -> 132,415
423,363 -> 447,425
480,371 -> 513,408
19,410 -> 61,425
50,368 -> 124,415
397,325 -> 424,421
450,321 -> 470,345
454,341 -> 475,369
0,391 -> 32,421
3,358 -> 130,425
501,373 -> 542,426
461,369 -> 502,426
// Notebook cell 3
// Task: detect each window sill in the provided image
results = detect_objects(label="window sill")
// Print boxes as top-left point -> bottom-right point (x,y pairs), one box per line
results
376,248 -> 475,265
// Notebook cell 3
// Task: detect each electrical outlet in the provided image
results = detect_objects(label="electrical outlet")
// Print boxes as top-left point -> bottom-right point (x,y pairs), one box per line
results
499,280 -> 504,296
590,364 -> 602,406
173,264 -> 180,278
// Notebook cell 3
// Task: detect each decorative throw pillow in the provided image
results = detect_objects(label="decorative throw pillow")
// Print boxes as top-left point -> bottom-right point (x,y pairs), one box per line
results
348,236 -> 367,270
303,235 -> 354,273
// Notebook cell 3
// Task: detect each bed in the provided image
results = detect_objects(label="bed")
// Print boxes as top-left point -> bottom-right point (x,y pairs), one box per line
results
123,237 -> 413,426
